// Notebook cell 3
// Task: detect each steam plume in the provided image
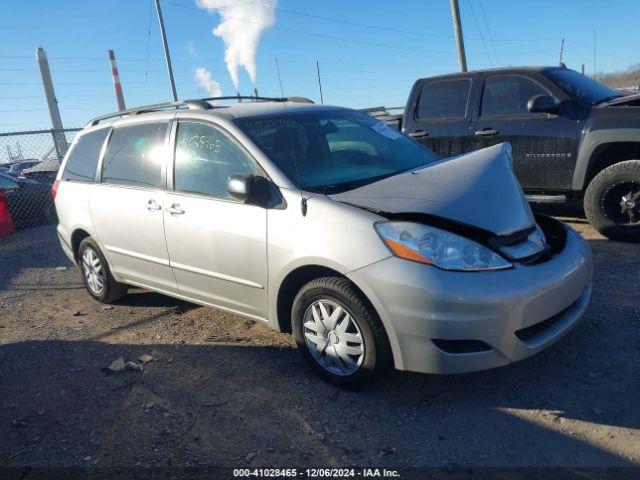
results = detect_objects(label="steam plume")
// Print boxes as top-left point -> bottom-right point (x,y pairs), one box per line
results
196,0 -> 277,88
195,67 -> 223,97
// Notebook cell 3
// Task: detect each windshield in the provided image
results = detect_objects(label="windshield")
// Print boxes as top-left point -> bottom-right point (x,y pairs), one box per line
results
235,109 -> 439,193
543,68 -> 620,105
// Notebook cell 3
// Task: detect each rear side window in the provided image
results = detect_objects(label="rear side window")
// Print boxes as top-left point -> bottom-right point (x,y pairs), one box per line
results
102,123 -> 167,188
62,128 -> 109,182
481,75 -> 549,116
417,78 -> 471,119
174,122 -> 256,198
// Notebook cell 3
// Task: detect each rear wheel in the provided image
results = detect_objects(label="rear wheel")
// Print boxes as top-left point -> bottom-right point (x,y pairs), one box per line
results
584,160 -> 640,242
77,237 -> 128,303
291,277 -> 391,388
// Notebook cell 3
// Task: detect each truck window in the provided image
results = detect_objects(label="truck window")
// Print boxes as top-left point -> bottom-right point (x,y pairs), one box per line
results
416,78 -> 471,120
481,75 -> 549,116
101,123 -> 167,188
62,128 -> 109,182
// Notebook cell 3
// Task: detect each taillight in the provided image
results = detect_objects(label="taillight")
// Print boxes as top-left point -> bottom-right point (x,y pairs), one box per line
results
51,180 -> 60,200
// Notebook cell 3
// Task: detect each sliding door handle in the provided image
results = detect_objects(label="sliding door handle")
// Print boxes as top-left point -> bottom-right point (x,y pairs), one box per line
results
474,128 -> 499,137
408,130 -> 429,138
167,204 -> 185,215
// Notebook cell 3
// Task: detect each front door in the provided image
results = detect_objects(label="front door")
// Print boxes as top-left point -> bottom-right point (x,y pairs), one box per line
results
403,76 -> 474,158
470,73 -> 579,190
90,121 -> 177,293
163,120 -> 268,320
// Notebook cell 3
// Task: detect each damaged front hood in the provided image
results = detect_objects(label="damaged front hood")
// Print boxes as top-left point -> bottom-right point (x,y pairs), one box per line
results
330,143 -> 535,237
600,93 -> 640,107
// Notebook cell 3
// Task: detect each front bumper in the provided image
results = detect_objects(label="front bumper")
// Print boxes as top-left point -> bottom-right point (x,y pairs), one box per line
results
347,223 -> 593,374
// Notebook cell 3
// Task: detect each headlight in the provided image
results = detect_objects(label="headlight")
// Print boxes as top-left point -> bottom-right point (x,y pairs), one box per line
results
375,222 -> 512,271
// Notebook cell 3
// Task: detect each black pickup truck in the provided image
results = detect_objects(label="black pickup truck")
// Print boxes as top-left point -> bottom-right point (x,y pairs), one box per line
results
399,66 -> 640,242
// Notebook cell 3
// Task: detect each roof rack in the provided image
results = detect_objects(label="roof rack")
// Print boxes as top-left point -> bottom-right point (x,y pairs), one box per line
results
87,96 -> 315,127
87,100 -> 211,126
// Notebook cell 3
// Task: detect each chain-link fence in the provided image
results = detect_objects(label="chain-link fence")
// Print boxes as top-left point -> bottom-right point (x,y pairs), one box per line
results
0,128 -> 80,231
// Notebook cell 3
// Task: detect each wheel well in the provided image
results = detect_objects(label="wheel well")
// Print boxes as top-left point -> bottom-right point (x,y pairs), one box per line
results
70,229 -> 91,261
586,142 -> 640,187
276,265 -> 346,333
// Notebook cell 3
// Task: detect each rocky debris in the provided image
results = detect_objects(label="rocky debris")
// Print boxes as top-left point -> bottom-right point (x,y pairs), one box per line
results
138,354 -> 154,364
245,451 -> 258,463
104,356 -> 143,373
379,447 -> 396,456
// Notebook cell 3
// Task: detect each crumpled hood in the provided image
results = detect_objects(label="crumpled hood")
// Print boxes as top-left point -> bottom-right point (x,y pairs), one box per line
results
599,93 -> 640,107
330,143 -> 535,237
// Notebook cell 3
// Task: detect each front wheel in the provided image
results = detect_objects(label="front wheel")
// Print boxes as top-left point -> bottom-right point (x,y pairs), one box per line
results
291,277 -> 391,388
77,237 -> 128,303
584,160 -> 640,242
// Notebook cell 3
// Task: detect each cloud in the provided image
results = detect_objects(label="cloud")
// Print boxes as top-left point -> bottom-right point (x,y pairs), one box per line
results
194,67 -> 222,97
196,0 -> 277,88
186,41 -> 198,59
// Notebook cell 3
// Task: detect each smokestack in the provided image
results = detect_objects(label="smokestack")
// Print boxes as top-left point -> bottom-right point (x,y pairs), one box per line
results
109,50 -> 126,111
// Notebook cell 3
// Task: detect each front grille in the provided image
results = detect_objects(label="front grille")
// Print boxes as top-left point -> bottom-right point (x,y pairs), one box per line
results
432,339 -> 493,354
515,300 -> 577,342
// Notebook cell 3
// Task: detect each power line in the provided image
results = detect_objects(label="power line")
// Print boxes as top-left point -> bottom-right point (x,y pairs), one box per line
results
477,0 -> 500,65
466,0 -> 492,66
166,0 -> 557,42
162,0 -> 556,57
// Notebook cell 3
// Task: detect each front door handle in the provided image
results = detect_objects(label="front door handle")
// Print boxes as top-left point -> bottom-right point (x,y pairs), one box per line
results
167,204 -> 185,215
408,130 -> 429,138
146,200 -> 162,211
474,128 -> 499,137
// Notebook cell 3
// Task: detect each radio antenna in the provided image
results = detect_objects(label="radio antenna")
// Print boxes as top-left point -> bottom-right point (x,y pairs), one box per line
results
274,57 -> 305,213
275,57 -> 285,98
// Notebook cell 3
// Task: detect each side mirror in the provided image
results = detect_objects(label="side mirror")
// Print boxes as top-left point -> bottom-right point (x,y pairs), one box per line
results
527,94 -> 561,114
227,173 -> 271,206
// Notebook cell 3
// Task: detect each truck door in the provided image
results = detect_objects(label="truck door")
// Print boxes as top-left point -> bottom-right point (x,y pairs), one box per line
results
403,77 -> 474,158
470,73 -> 579,190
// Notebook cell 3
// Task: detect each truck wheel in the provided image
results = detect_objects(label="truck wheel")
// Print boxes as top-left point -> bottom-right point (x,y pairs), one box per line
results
291,277 -> 392,389
77,237 -> 128,303
584,160 -> 640,242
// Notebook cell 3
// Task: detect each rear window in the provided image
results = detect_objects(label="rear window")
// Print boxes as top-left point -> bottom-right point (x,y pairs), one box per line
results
416,78 -> 471,119
62,128 -> 109,182
101,123 -> 167,188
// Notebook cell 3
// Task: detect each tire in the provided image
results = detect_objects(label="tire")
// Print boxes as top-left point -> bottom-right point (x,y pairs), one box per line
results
584,160 -> 640,242
291,277 -> 392,388
77,237 -> 128,303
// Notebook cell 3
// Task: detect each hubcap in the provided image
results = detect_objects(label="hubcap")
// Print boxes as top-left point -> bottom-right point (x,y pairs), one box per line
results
82,248 -> 105,295
602,181 -> 640,226
302,299 -> 364,376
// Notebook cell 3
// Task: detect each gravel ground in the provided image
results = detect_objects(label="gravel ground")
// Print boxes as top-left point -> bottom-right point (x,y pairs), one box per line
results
1,210 -> 639,470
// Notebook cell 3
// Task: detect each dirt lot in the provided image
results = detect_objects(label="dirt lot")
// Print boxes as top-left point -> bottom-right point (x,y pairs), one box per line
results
1,208 -> 639,471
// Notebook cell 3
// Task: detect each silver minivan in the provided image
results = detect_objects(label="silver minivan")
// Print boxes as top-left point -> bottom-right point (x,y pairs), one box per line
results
54,98 -> 592,387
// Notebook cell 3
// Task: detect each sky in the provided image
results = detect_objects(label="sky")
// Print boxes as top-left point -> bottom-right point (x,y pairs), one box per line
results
0,0 -> 638,132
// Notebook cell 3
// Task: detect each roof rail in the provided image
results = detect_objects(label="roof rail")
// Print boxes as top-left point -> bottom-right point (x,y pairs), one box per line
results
197,95 -> 314,104
87,99 -> 211,126
86,96 -> 315,127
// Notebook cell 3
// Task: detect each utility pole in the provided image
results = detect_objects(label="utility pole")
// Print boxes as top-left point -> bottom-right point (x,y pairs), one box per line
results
581,64 -> 585,75
558,38 -> 565,66
35,47 -> 67,160
449,0 -> 467,72
154,0 -> 178,102
108,50 -> 126,111
316,61 -> 324,105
